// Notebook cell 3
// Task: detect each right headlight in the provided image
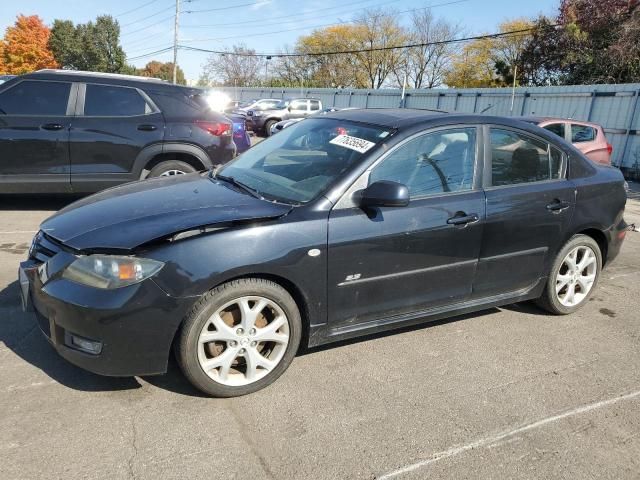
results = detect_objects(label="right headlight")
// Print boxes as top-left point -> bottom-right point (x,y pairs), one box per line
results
62,255 -> 164,289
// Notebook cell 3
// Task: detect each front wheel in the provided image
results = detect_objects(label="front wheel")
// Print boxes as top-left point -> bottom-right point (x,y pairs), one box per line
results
536,234 -> 602,315
176,279 -> 302,397
263,120 -> 277,137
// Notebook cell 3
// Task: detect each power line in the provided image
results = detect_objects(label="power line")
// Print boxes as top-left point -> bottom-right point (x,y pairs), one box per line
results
121,14 -> 175,37
115,0 -> 159,17
177,25 -> 554,58
128,46 -> 175,61
120,3 -> 175,29
184,1 -> 277,13
180,0 -> 402,28
181,0 -> 470,43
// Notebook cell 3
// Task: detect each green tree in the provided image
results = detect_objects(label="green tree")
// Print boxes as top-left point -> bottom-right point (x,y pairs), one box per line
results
49,15 -> 126,73
520,0 -> 640,85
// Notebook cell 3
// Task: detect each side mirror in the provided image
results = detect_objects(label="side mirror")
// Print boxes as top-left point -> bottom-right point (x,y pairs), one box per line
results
287,105 -> 292,112
357,181 -> 410,208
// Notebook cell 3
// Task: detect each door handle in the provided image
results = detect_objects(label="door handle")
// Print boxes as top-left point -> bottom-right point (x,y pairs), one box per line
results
41,123 -> 64,131
137,124 -> 157,131
447,212 -> 479,226
546,199 -> 571,213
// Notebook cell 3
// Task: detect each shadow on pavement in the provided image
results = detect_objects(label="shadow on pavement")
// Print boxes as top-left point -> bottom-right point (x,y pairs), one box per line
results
0,194 -> 83,211
0,279 -> 140,393
1,273 -> 518,397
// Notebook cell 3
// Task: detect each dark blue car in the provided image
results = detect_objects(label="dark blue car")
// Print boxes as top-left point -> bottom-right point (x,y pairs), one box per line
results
227,113 -> 251,153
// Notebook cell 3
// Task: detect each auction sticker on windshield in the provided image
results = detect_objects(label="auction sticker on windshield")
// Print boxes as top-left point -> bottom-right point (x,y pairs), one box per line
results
330,134 -> 376,154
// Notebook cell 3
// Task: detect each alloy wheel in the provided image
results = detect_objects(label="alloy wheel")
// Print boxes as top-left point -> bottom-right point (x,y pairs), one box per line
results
160,169 -> 186,177
197,296 -> 290,386
555,245 -> 598,307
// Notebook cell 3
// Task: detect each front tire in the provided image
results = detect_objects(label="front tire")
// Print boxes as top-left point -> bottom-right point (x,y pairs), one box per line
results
536,234 -> 602,315
176,278 -> 302,397
263,120 -> 277,137
148,160 -> 197,178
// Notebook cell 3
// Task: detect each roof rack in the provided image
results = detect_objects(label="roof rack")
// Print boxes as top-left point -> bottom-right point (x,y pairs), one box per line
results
34,69 -> 166,83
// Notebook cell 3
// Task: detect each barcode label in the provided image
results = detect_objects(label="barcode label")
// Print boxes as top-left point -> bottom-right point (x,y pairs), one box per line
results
329,134 -> 376,154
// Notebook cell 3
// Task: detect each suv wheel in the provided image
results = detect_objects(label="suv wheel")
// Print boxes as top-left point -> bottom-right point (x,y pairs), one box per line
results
176,278 -> 302,397
536,234 -> 602,315
148,160 -> 197,178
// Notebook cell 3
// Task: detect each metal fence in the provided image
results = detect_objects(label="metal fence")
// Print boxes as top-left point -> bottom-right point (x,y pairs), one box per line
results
219,84 -> 640,172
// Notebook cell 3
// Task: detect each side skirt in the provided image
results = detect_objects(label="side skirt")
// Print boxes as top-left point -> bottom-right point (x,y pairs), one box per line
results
307,278 -> 547,348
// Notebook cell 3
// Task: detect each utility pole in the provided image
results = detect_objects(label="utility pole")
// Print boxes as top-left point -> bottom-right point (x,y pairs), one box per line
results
172,0 -> 180,84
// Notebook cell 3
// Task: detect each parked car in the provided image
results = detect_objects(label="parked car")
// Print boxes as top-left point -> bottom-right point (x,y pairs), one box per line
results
231,98 -> 281,115
226,113 -> 251,153
269,107 -> 346,135
20,110 -> 628,397
0,70 -> 236,194
246,98 -> 323,136
0,74 -> 16,84
521,117 -> 613,165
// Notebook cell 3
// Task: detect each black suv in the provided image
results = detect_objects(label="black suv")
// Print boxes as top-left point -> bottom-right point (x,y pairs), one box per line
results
0,70 -> 236,194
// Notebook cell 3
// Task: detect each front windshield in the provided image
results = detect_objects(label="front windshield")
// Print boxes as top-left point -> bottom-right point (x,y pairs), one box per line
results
218,118 -> 391,204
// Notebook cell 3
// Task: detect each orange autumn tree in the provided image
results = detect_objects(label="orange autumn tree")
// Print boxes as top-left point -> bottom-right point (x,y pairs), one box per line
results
1,15 -> 58,74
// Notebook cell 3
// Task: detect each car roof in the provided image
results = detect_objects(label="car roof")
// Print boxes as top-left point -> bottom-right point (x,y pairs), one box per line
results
520,116 -> 603,128
16,69 -> 194,91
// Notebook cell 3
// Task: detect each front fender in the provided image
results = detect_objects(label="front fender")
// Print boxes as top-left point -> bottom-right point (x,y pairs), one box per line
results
145,210 -> 329,327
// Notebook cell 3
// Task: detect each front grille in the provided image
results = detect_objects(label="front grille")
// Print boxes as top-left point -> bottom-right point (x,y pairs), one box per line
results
29,231 -> 64,263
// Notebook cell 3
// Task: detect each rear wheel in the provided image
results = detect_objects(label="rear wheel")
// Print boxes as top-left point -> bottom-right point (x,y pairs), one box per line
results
536,234 -> 602,314
176,278 -> 302,397
148,160 -> 197,178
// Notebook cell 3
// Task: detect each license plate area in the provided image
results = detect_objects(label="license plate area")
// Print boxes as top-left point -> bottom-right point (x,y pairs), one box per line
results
18,266 -> 33,312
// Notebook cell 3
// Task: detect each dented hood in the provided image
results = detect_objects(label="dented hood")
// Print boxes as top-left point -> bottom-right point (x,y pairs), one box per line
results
41,174 -> 291,251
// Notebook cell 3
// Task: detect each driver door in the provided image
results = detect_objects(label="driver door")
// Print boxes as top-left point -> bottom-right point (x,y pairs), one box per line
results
327,126 -> 485,329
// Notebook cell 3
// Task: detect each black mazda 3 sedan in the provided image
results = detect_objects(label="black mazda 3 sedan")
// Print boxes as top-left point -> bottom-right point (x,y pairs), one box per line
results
19,110 -> 628,397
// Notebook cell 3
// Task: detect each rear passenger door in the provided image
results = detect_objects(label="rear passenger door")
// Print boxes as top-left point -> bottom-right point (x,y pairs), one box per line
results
473,126 -> 575,298
0,79 -> 74,193
69,83 -> 164,192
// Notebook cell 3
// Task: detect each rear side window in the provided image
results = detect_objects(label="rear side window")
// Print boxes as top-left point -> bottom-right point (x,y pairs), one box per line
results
571,124 -> 596,143
290,100 -> 308,111
84,84 -> 149,116
255,100 -> 279,110
0,80 -> 70,116
543,123 -> 565,139
490,129 -> 562,186
310,100 -> 321,111
370,127 -> 476,198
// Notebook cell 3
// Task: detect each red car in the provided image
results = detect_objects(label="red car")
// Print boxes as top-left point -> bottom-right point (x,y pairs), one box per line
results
523,117 -> 613,165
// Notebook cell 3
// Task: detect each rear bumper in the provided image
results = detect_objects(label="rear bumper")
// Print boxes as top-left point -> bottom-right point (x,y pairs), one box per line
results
605,217 -> 629,265
20,258 -> 195,377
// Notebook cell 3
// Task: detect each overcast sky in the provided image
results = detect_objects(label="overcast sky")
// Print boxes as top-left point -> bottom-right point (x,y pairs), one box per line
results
1,0 -> 559,81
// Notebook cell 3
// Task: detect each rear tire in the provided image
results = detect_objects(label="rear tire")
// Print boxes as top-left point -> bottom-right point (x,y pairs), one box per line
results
176,278 -> 302,397
148,160 -> 197,178
536,234 -> 602,315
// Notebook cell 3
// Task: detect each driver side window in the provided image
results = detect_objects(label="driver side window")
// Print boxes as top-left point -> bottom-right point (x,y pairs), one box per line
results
369,128 -> 477,198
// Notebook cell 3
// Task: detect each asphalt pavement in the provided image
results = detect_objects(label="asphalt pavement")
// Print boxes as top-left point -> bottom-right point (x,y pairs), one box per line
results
1,184 -> 639,480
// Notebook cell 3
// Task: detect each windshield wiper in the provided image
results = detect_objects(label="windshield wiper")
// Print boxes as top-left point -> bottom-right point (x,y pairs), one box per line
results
214,173 -> 264,200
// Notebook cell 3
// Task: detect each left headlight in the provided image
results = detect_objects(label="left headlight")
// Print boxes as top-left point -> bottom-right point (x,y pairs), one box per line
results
62,255 -> 164,289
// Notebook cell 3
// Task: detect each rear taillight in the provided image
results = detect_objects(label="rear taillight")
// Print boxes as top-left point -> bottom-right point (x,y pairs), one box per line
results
607,143 -> 613,155
195,121 -> 231,136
